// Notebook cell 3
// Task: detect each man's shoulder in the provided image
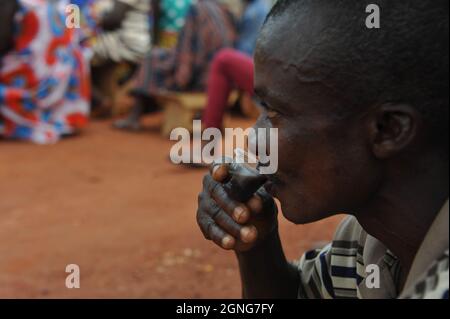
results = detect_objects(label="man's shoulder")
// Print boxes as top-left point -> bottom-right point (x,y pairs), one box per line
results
401,249 -> 449,299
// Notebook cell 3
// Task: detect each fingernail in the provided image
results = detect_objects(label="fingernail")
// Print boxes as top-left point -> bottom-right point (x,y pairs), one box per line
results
213,165 -> 228,181
247,196 -> 263,214
221,235 -> 235,249
240,226 -> 258,244
233,206 -> 247,223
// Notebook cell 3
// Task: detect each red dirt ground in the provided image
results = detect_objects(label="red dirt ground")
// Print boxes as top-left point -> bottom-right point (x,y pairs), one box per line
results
0,115 -> 343,298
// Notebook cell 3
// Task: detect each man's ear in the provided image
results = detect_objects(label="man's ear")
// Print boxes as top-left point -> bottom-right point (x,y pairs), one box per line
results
368,103 -> 421,159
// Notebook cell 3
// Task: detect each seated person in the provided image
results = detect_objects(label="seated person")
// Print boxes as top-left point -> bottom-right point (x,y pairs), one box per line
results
197,0 -> 449,298
113,0 -> 237,131
0,0 -> 91,144
181,1 -> 269,165
205,0 -> 270,123
202,49 -> 255,132
89,0 -> 151,115
91,0 -> 151,65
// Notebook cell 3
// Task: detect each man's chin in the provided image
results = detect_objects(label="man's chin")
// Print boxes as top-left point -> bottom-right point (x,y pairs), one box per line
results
279,200 -> 328,225
267,182 -> 330,224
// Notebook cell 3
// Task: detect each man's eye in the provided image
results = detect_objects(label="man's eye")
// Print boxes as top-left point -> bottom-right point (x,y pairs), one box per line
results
257,100 -> 280,119
266,109 -> 279,118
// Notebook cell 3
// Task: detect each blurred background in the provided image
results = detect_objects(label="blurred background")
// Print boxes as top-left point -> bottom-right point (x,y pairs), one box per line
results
0,0 -> 342,298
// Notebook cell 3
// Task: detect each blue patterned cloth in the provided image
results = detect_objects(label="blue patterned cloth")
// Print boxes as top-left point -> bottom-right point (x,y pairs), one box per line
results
235,0 -> 270,56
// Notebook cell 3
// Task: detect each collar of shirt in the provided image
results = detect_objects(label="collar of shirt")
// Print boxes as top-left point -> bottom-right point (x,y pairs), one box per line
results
401,200 -> 449,297
358,200 -> 449,298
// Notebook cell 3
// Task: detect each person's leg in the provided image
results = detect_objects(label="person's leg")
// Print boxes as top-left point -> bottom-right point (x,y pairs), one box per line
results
90,61 -> 115,118
113,93 -> 159,131
202,49 -> 255,130
181,49 -> 255,167
114,48 -> 175,131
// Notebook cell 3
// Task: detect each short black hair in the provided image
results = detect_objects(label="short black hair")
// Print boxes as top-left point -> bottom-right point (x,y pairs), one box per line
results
264,0 -> 449,149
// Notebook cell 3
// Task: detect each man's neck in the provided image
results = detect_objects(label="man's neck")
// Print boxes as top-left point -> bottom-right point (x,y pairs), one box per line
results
355,161 -> 449,290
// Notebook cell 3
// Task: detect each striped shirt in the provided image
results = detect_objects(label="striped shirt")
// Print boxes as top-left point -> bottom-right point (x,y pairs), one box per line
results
295,201 -> 449,299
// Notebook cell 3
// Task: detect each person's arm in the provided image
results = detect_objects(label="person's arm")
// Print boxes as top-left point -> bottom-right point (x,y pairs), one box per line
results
236,230 -> 300,298
197,165 -> 300,298
197,165 -> 346,299
0,0 -> 18,58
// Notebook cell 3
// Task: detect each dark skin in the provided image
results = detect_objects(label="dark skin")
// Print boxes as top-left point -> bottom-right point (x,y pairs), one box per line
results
196,9 -> 449,298
0,0 -> 18,58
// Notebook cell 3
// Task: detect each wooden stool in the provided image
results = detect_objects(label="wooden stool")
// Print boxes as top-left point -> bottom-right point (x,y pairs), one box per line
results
92,62 -> 135,118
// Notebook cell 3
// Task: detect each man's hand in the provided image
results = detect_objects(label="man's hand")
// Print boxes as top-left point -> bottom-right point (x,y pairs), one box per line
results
197,164 -> 299,298
197,164 -> 278,252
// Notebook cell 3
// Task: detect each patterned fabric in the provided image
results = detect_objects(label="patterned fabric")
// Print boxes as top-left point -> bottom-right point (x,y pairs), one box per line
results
295,202 -> 449,299
235,0 -> 270,56
159,0 -> 192,33
0,0 -> 91,144
91,0 -> 151,63
402,250 -> 449,299
296,217 -> 401,299
155,0 -> 193,49
134,0 -> 236,95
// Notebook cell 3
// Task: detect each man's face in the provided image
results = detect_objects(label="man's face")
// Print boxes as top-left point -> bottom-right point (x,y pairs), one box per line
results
253,15 -> 382,224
